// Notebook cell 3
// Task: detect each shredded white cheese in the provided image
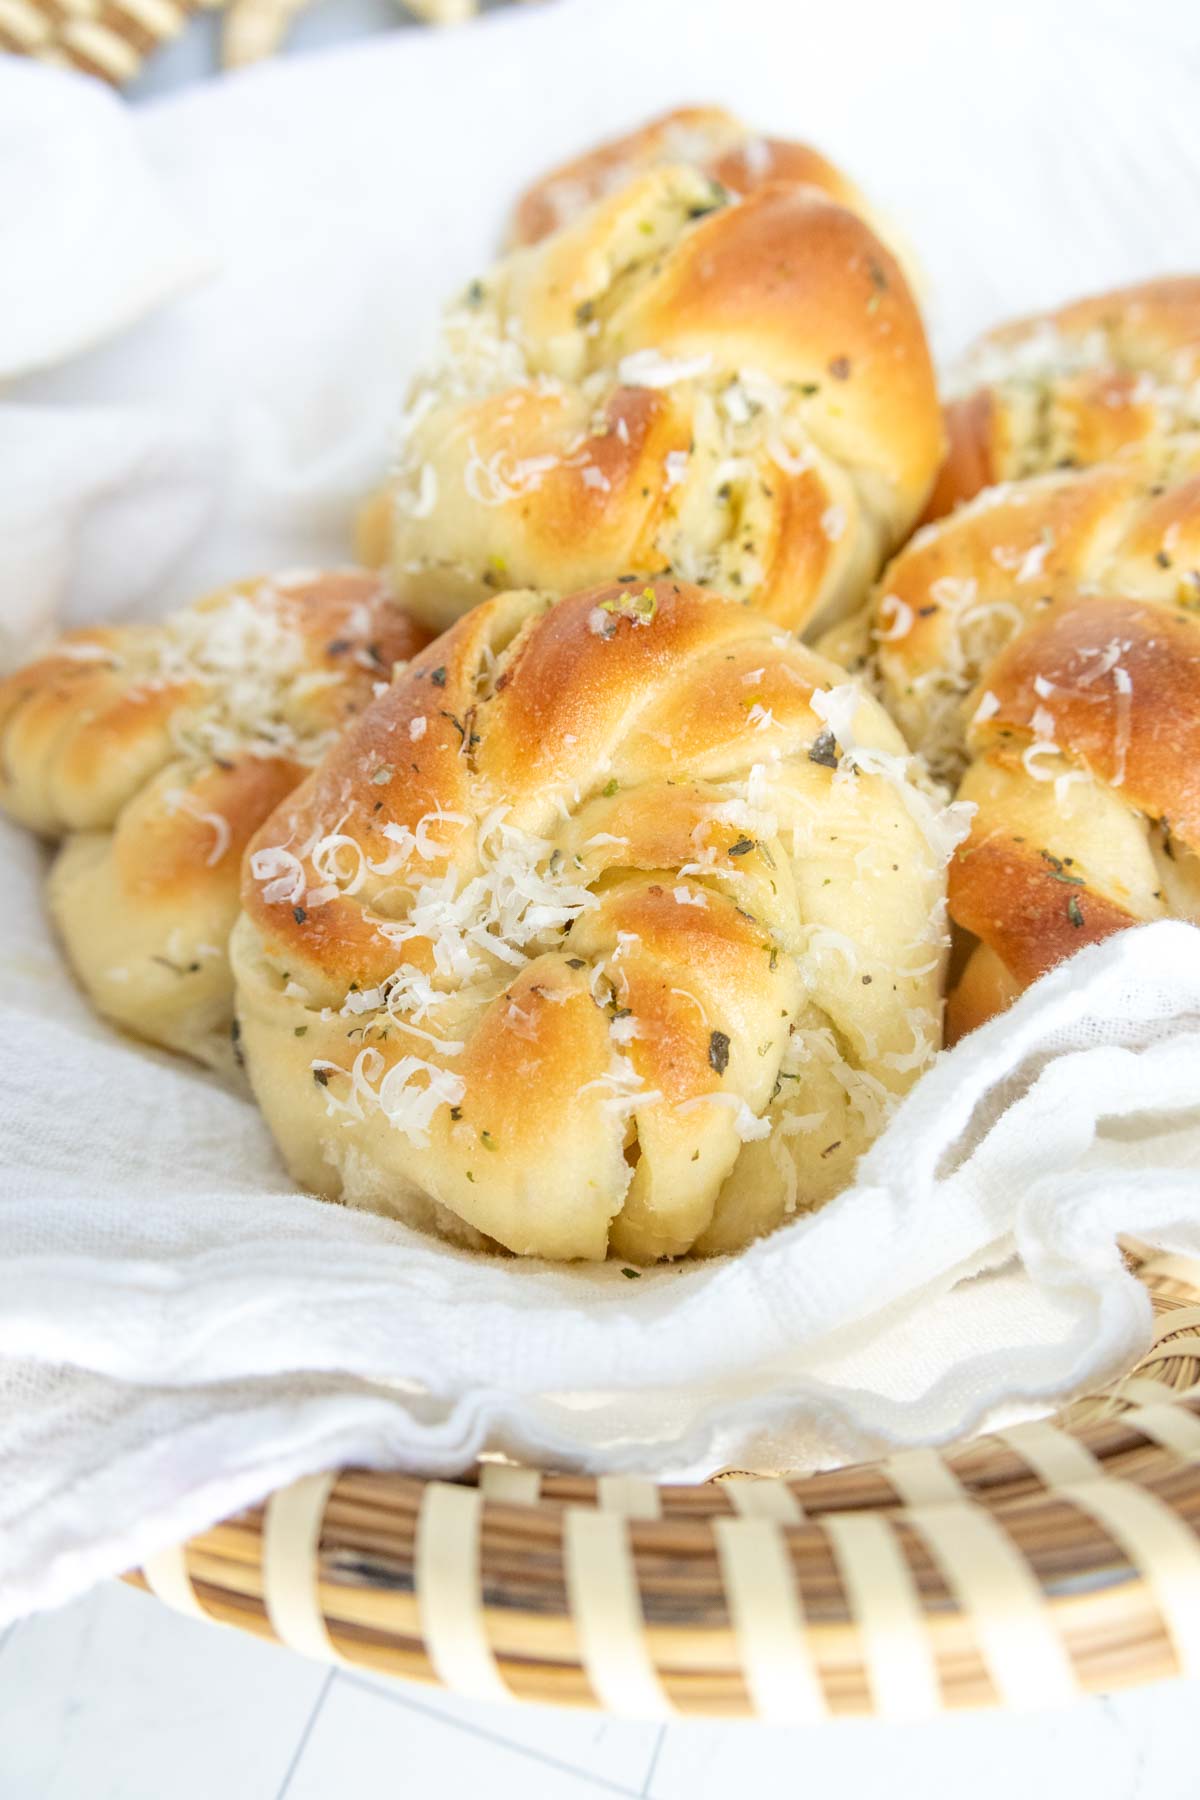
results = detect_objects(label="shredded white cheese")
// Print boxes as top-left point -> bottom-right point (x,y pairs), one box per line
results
617,349 -> 714,388
164,789 -> 231,867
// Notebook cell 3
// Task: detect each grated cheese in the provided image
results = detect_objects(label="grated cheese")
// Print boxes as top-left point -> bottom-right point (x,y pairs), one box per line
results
678,1092 -> 771,1140
617,349 -> 714,388
873,595 -> 914,642
250,846 -> 307,905
811,683 -> 975,865
164,788 -> 231,867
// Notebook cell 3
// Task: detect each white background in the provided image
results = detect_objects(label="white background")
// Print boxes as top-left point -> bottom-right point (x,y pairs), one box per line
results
8,0 -> 1200,1792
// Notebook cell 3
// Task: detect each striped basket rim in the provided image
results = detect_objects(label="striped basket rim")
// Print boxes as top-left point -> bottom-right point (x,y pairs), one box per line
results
129,1241 -> 1200,1720
0,0 -> 224,84
0,0 -> 486,84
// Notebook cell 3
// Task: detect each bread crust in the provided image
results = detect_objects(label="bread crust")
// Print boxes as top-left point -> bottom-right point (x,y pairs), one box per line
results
367,163 -> 941,640
865,438 -> 1200,1035
507,105 -> 871,249
0,570 -> 428,1067
928,277 -> 1200,520
234,577 -> 953,1261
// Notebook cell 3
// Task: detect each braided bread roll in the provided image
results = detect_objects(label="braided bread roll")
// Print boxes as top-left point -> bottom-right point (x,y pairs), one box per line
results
0,571 -> 427,1069
231,576 -> 960,1263
508,104 -> 887,249
927,277 -> 1200,522
361,163 -> 942,641
866,440 -> 1200,1040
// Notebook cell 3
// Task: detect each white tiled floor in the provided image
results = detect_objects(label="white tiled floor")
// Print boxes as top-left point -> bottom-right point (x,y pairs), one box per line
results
3,1583 -> 1200,1798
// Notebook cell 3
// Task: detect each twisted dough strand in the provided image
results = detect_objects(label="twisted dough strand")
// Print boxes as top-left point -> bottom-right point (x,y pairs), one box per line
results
507,105 -> 895,255
0,570 -> 427,1067
233,577 -> 957,1261
364,163 -> 941,642
866,439 -> 1200,1039
926,277 -> 1200,522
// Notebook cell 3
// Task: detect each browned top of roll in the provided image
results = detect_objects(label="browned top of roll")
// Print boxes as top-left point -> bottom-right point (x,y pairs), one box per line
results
507,105 -> 869,249
926,276 -> 1200,521
871,437 -> 1200,1031
0,570 -> 429,1067
373,163 -> 942,641
233,576 -> 953,1261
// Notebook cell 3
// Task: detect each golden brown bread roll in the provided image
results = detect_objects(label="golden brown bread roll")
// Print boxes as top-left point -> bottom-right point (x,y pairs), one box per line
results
362,163 -> 942,641
0,570 -> 428,1069
231,576 -> 960,1263
926,277 -> 1200,522
863,439 -> 1200,1040
508,104 -> 883,248
507,106 -> 926,317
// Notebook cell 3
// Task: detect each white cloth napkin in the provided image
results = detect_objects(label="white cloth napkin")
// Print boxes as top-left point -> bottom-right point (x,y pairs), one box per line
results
5,0 -> 1200,1625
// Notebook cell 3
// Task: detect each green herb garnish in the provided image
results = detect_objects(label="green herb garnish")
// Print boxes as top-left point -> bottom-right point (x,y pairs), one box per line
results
1039,850 -> 1084,885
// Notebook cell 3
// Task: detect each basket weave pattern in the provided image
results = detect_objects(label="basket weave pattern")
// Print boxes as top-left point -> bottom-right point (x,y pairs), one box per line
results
0,0 -> 223,82
2,0 -> 506,82
128,1247 -> 1200,1720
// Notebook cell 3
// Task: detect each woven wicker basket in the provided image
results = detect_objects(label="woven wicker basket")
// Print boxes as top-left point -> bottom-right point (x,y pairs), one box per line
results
0,0 -> 518,84
126,1242 -> 1200,1721
0,0 -> 220,83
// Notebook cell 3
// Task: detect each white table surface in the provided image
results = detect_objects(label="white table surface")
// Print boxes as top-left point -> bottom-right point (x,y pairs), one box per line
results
5,1577 -> 1199,1799
11,3 -> 1200,1793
